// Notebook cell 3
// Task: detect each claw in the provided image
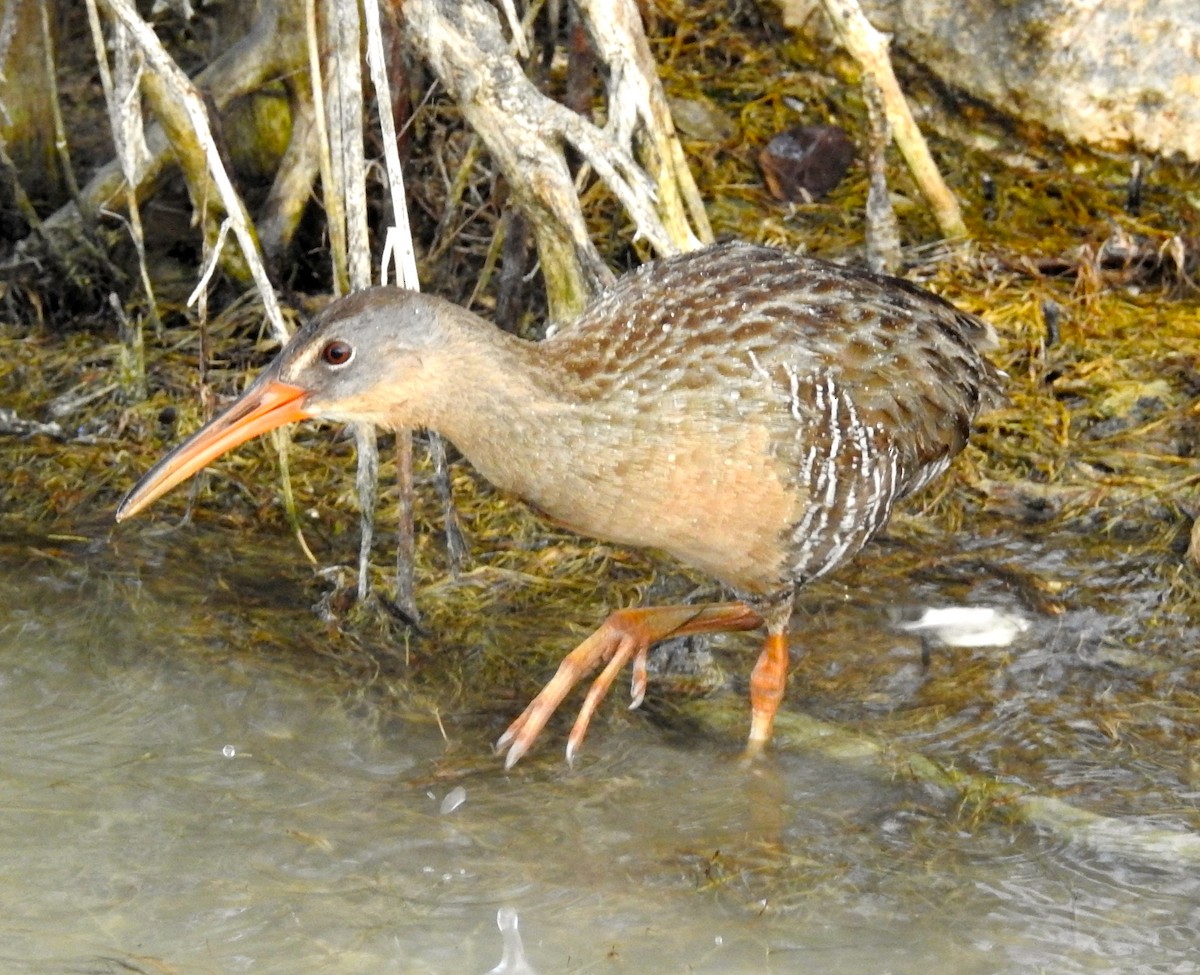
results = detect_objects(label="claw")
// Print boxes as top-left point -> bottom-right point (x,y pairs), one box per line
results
496,692 -> 559,769
629,647 -> 648,710
501,735 -> 528,770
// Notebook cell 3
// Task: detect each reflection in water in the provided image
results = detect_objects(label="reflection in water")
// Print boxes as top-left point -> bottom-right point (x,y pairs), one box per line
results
0,527 -> 1197,974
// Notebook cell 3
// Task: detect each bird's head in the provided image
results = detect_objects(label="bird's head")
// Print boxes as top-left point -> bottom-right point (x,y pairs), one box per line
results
115,287 -> 457,522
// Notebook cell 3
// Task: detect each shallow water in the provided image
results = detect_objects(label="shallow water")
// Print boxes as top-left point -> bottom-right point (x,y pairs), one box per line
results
2,525 -> 1198,974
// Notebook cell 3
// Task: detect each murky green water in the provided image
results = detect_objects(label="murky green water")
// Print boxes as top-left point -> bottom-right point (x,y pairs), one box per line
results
2,525 -> 1197,973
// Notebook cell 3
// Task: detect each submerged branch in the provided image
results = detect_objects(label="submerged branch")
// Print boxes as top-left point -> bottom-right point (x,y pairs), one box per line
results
680,696 -> 1200,868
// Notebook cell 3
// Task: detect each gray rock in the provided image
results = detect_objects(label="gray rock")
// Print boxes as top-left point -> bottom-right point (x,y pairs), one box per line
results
778,0 -> 1200,161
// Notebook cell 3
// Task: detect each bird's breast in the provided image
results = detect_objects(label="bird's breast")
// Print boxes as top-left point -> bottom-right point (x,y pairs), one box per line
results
469,406 -> 799,596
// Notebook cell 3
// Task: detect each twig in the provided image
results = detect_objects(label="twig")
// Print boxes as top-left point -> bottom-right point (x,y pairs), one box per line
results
404,0 -> 680,315
364,0 -> 425,620
863,76 -> 900,273
321,0 -> 378,604
271,426 -> 319,566
576,0 -> 712,249
394,429 -> 418,622
818,0 -> 967,239
364,0 -> 419,289
98,0 -> 288,341
354,420 -> 380,604
85,0 -> 154,388
306,0 -> 347,295
39,0 -> 81,204
107,292 -> 147,402
329,0 -> 370,291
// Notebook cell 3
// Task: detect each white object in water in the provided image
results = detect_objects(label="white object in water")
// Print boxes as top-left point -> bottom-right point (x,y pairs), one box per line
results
439,786 -> 467,815
894,606 -> 1030,648
486,907 -> 539,975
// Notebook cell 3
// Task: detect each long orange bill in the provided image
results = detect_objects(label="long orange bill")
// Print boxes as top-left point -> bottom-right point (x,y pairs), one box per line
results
115,368 -> 311,523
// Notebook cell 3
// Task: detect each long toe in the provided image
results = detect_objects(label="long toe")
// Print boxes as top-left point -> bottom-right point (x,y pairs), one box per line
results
563,634 -> 643,764
496,695 -> 561,769
495,628 -> 619,767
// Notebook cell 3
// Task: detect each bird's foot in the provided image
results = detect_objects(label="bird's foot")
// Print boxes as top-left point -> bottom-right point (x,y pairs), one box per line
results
495,602 -> 764,768
495,613 -> 650,770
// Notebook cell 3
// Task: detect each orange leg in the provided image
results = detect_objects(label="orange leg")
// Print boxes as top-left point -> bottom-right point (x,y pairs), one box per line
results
745,630 -> 790,756
496,602 -> 764,768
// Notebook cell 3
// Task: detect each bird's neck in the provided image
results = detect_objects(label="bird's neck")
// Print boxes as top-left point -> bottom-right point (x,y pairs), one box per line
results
408,310 -> 588,507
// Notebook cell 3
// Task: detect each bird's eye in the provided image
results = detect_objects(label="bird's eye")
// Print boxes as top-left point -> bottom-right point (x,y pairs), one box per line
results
320,340 -> 354,367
